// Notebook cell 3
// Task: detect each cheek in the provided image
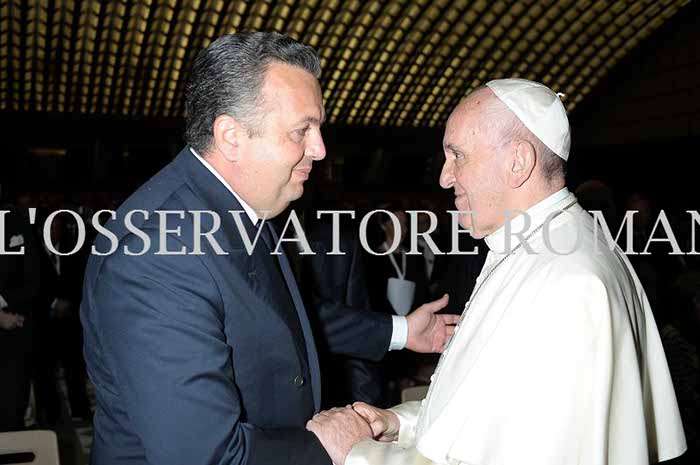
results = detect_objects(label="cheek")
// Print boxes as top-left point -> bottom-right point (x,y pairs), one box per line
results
455,167 -> 477,198
282,143 -> 306,171
258,142 -> 297,180
454,165 -> 469,188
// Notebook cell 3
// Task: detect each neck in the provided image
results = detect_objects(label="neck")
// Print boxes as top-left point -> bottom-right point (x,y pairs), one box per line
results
492,179 -> 565,232
204,148 -> 265,213
202,149 -> 235,187
483,184 -> 573,253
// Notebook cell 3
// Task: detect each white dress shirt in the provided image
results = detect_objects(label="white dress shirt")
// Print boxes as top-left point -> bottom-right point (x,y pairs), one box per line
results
190,148 -> 407,350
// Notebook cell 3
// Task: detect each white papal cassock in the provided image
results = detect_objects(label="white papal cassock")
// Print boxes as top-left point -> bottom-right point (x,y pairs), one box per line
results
346,188 -> 687,465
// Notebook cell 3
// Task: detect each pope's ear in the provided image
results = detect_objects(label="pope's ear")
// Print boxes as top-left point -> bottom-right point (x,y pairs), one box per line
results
212,114 -> 241,162
506,140 -> 536,188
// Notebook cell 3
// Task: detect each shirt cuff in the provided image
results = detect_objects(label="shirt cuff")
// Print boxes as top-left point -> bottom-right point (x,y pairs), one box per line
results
389,316 -> 408,351
0,294 -> 8,310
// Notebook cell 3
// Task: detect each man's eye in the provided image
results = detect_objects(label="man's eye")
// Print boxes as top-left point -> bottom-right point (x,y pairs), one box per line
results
296,127 -> 309,137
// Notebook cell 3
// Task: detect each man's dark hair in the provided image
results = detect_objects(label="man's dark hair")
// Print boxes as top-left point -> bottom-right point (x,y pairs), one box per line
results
185,31 -> 321,154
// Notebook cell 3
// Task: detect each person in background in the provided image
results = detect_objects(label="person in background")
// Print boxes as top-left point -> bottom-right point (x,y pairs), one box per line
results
0,193 -> 41,431
302,211 -> 385,408
363,205 -> 431,406
574,179 -> 617,227
39,212 -> 91,423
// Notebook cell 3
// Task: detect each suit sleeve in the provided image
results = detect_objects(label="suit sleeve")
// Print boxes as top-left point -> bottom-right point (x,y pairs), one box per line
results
309,233 -> 392,361
95,233 -> 330,465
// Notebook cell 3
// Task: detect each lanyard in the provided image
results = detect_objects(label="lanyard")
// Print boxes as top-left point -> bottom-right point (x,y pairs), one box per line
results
388,250 -> 407,280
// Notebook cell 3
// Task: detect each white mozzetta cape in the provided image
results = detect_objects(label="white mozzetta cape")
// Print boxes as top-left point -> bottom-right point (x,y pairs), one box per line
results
347,189 -> 686,465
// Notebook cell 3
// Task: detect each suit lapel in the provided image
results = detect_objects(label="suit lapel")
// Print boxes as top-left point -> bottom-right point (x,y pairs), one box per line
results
268,224 -> 322,412
172,147 -> 321,410
171,148 -> 245,256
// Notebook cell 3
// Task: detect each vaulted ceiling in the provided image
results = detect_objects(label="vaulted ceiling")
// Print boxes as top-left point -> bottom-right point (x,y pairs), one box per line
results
0,0 -> 691,127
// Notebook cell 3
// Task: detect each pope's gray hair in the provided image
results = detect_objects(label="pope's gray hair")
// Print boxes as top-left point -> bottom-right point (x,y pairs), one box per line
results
466,86 -> 566,184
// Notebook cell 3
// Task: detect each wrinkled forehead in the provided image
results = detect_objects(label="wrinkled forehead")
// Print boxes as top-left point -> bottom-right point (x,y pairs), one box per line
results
443,102 -> 487,151
444,88 -> 511,149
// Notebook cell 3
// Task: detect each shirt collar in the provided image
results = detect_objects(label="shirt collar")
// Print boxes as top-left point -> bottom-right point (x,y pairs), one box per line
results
190,147 -> 259,224
484,187 -> 574,254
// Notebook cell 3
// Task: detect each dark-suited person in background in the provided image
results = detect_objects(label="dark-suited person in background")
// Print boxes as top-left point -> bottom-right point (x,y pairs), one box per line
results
303,213 -> 385,408
37,212 -> 91,423
363,206 -> 432,405
0,196 -> 40,431
364,207 -> 429,315
434,230 -> 487,315
81,32 -> 456,465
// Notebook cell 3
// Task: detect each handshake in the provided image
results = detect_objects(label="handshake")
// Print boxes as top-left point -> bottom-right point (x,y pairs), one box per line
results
307,402 -> 401,465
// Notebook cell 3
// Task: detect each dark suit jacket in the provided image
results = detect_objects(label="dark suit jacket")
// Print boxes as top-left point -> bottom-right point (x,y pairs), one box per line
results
0,209 -> 42,316
435,234 -> 487,315
81,148 -> 392,465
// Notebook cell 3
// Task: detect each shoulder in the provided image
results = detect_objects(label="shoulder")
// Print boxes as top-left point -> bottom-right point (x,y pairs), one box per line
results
528,207 -> 631,286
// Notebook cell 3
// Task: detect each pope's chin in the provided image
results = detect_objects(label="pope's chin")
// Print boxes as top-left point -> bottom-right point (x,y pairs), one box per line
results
457,214 -> 479,238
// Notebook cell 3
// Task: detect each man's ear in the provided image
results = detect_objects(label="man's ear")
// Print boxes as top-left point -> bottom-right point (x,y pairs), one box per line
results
506,140 -> 536,188
212,114 -> 241,163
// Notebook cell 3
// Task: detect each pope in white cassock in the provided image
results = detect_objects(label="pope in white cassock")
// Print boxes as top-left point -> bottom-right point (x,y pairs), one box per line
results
306,79 -> 688,465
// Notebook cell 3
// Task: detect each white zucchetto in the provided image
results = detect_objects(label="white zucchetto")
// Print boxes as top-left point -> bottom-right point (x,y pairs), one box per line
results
486,78 -> 571,161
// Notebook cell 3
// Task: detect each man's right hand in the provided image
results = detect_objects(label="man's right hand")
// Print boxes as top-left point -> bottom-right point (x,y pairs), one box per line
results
306,406 -> 373,465
0,311 -> 24,330
352,402 -> 400,442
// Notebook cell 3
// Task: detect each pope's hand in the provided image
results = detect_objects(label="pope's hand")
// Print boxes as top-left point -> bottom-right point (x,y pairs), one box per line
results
405,294 -> 457,353
306,406 -> 373,465
352,402 -> 400,442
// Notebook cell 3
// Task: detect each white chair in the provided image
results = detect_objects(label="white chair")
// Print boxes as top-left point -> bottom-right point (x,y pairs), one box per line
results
0,430 -> 60,465
401,385 -> 429,403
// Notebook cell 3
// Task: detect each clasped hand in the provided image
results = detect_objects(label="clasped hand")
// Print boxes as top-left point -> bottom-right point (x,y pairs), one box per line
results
306,403 -> 400,465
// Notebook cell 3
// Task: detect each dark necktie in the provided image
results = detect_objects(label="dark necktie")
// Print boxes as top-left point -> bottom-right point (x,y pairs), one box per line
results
256,220 -> 322,411
257,220 -> 276,253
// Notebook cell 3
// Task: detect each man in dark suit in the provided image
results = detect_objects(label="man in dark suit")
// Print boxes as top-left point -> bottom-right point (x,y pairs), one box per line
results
302,214 -> 386,408
0,203 -> 40,431
35,212 -> 91,423
81,32 -> 456,465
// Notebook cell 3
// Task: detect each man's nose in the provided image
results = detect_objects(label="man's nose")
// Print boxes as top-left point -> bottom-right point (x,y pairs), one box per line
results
439,161 -> 454,189
306,131 -> 326,161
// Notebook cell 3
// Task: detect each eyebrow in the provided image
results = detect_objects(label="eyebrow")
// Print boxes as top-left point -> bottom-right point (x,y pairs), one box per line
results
298,114 -> 326,126
444,143 -> 461,153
